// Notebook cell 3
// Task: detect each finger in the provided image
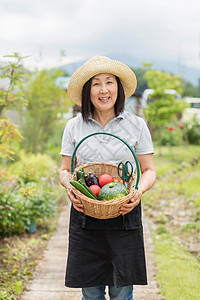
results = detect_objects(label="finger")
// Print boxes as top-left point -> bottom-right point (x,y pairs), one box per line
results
67,189 -> 76,199
121,201 -> 135,210
119,208 -> 131,215
67,188 -> 75,196
119,189 -> 142,215
119,205 -> 132,214
120,206 -> 132,212
70,194 -> 84,207
73,203 -> 84,213
73,199 -> 84,207
119,199 -> 140,215
67,190 -> 84,207
128,199 -> 140,207
125,195 -> 141,206
131,194 -> 141,203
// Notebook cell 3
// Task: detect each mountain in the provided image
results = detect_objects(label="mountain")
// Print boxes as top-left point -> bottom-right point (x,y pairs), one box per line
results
60,60 -> 87,76
153,60 -> 200,86
60,53 -> 200,86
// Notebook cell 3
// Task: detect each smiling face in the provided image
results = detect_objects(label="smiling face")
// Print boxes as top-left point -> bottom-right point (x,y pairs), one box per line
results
90,73 -> 118,114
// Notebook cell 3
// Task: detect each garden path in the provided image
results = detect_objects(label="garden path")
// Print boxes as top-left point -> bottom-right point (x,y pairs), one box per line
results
22,199 -> 163,300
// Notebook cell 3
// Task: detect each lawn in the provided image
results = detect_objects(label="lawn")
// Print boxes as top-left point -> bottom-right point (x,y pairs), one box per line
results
143,145 -> 200,300
153,232 -> 200,300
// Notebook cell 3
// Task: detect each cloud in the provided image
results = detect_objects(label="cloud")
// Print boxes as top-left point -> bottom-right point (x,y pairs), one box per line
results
0,0 -> 200,70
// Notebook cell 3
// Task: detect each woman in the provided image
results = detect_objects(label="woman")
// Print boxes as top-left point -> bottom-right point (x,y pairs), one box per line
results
59,56 -> 156,300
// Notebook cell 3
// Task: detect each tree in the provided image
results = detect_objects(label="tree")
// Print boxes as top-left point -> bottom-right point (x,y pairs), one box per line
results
196,79 -> 200,97
182,78 -> 200,97
131,68 -> 148,93
143,66 -> 187,149
22,69 -> 68,153
0,53 -> 27,160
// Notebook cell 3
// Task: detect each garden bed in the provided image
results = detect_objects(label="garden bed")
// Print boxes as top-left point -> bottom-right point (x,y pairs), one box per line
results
0,195 -> 66,299
143,145 -> 200,299
0,151 -> 66,299
0,229 -> 52,299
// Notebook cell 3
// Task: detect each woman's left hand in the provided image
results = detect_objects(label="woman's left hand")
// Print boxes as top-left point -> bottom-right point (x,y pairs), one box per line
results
119,188 -> 142,215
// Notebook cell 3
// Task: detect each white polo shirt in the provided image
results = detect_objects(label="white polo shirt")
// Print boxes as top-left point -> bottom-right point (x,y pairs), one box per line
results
60,111 -> 154,171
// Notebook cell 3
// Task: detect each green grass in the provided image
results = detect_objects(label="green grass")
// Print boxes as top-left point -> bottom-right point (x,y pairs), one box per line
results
154,161 -> 178,176
169,166 -> 200,207
153,232 -> 200,300
181,222 -> 200,233
146,145 -> 200,299
0,220 -> 58,299
144,145 -> 200,210
153,145 -> 200,176
154,145 -> 200,161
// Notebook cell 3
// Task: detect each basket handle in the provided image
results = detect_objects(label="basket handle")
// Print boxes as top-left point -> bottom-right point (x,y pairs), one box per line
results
71,132 -> 140,190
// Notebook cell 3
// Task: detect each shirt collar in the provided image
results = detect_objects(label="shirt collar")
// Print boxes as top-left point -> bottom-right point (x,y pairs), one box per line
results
88,111 -> 125,121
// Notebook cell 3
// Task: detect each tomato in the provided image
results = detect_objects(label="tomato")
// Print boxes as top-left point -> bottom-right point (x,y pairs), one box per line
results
113,178 -> 120,182
89,185 -> 101,196
99,174 -> 113,187
114,178 -> 124,184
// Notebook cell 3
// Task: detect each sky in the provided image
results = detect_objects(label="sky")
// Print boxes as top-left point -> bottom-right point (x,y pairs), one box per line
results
0,0 -> 200,75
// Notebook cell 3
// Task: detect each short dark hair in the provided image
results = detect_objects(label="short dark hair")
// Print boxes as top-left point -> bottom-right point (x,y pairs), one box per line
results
81,76 -> 125,121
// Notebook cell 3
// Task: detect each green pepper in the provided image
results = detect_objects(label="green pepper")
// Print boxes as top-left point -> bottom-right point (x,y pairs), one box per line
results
77,168 -> 86,182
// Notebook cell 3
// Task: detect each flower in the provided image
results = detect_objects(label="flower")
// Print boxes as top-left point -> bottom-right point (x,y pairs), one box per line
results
0,169 -> 6,176
168,127 -> 174,131
179,124 -> 184,129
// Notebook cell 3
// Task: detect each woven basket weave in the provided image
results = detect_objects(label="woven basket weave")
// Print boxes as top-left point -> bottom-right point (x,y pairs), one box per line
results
70,132 -> 140,219
70,162 -> 136,219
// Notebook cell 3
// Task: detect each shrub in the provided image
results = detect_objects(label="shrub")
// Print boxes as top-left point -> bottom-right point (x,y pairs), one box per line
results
185,119 -> 200,145
156,225 -> 170,235
181,223 -> 200,233
0,151 -> 60,234
8,151 -> 57,183
155,214 -> 168,224
0,182 -> 57,234
194,208 -> 200,222
154,125 -> 182,146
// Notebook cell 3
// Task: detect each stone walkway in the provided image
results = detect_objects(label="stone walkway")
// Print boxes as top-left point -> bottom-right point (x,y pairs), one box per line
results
22,201 -> 163,300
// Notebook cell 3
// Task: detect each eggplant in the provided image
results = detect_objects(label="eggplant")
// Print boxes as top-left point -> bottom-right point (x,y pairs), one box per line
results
85,172 -> 99,186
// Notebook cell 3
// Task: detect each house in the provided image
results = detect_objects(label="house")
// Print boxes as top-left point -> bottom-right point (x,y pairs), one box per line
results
182,97 -> 200,123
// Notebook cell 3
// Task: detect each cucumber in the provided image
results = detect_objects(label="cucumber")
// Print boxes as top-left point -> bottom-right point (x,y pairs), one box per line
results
70,180 -> 97,200
78,179 -> 98,199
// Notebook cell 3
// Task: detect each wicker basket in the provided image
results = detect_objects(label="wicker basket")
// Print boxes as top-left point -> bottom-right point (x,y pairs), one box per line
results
70,132 -> 140,219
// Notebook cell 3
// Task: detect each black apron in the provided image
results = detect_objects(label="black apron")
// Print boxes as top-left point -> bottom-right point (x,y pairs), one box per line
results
65,203 -> 147,288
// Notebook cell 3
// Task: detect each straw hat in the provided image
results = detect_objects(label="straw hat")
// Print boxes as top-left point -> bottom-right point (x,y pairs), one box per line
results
67,56 -> 137,105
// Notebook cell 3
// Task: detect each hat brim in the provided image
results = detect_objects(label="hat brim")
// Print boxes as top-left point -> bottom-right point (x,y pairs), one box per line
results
67,56 -> 137,106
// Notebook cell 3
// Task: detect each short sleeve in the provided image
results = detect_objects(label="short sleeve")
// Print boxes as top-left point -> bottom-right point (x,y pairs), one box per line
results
135,119 -> 154,155
59,121 -> 75,156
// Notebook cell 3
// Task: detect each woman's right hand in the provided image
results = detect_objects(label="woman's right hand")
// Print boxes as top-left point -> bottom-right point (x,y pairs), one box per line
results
59,170 -> 84,213
67,187 -> 84,213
